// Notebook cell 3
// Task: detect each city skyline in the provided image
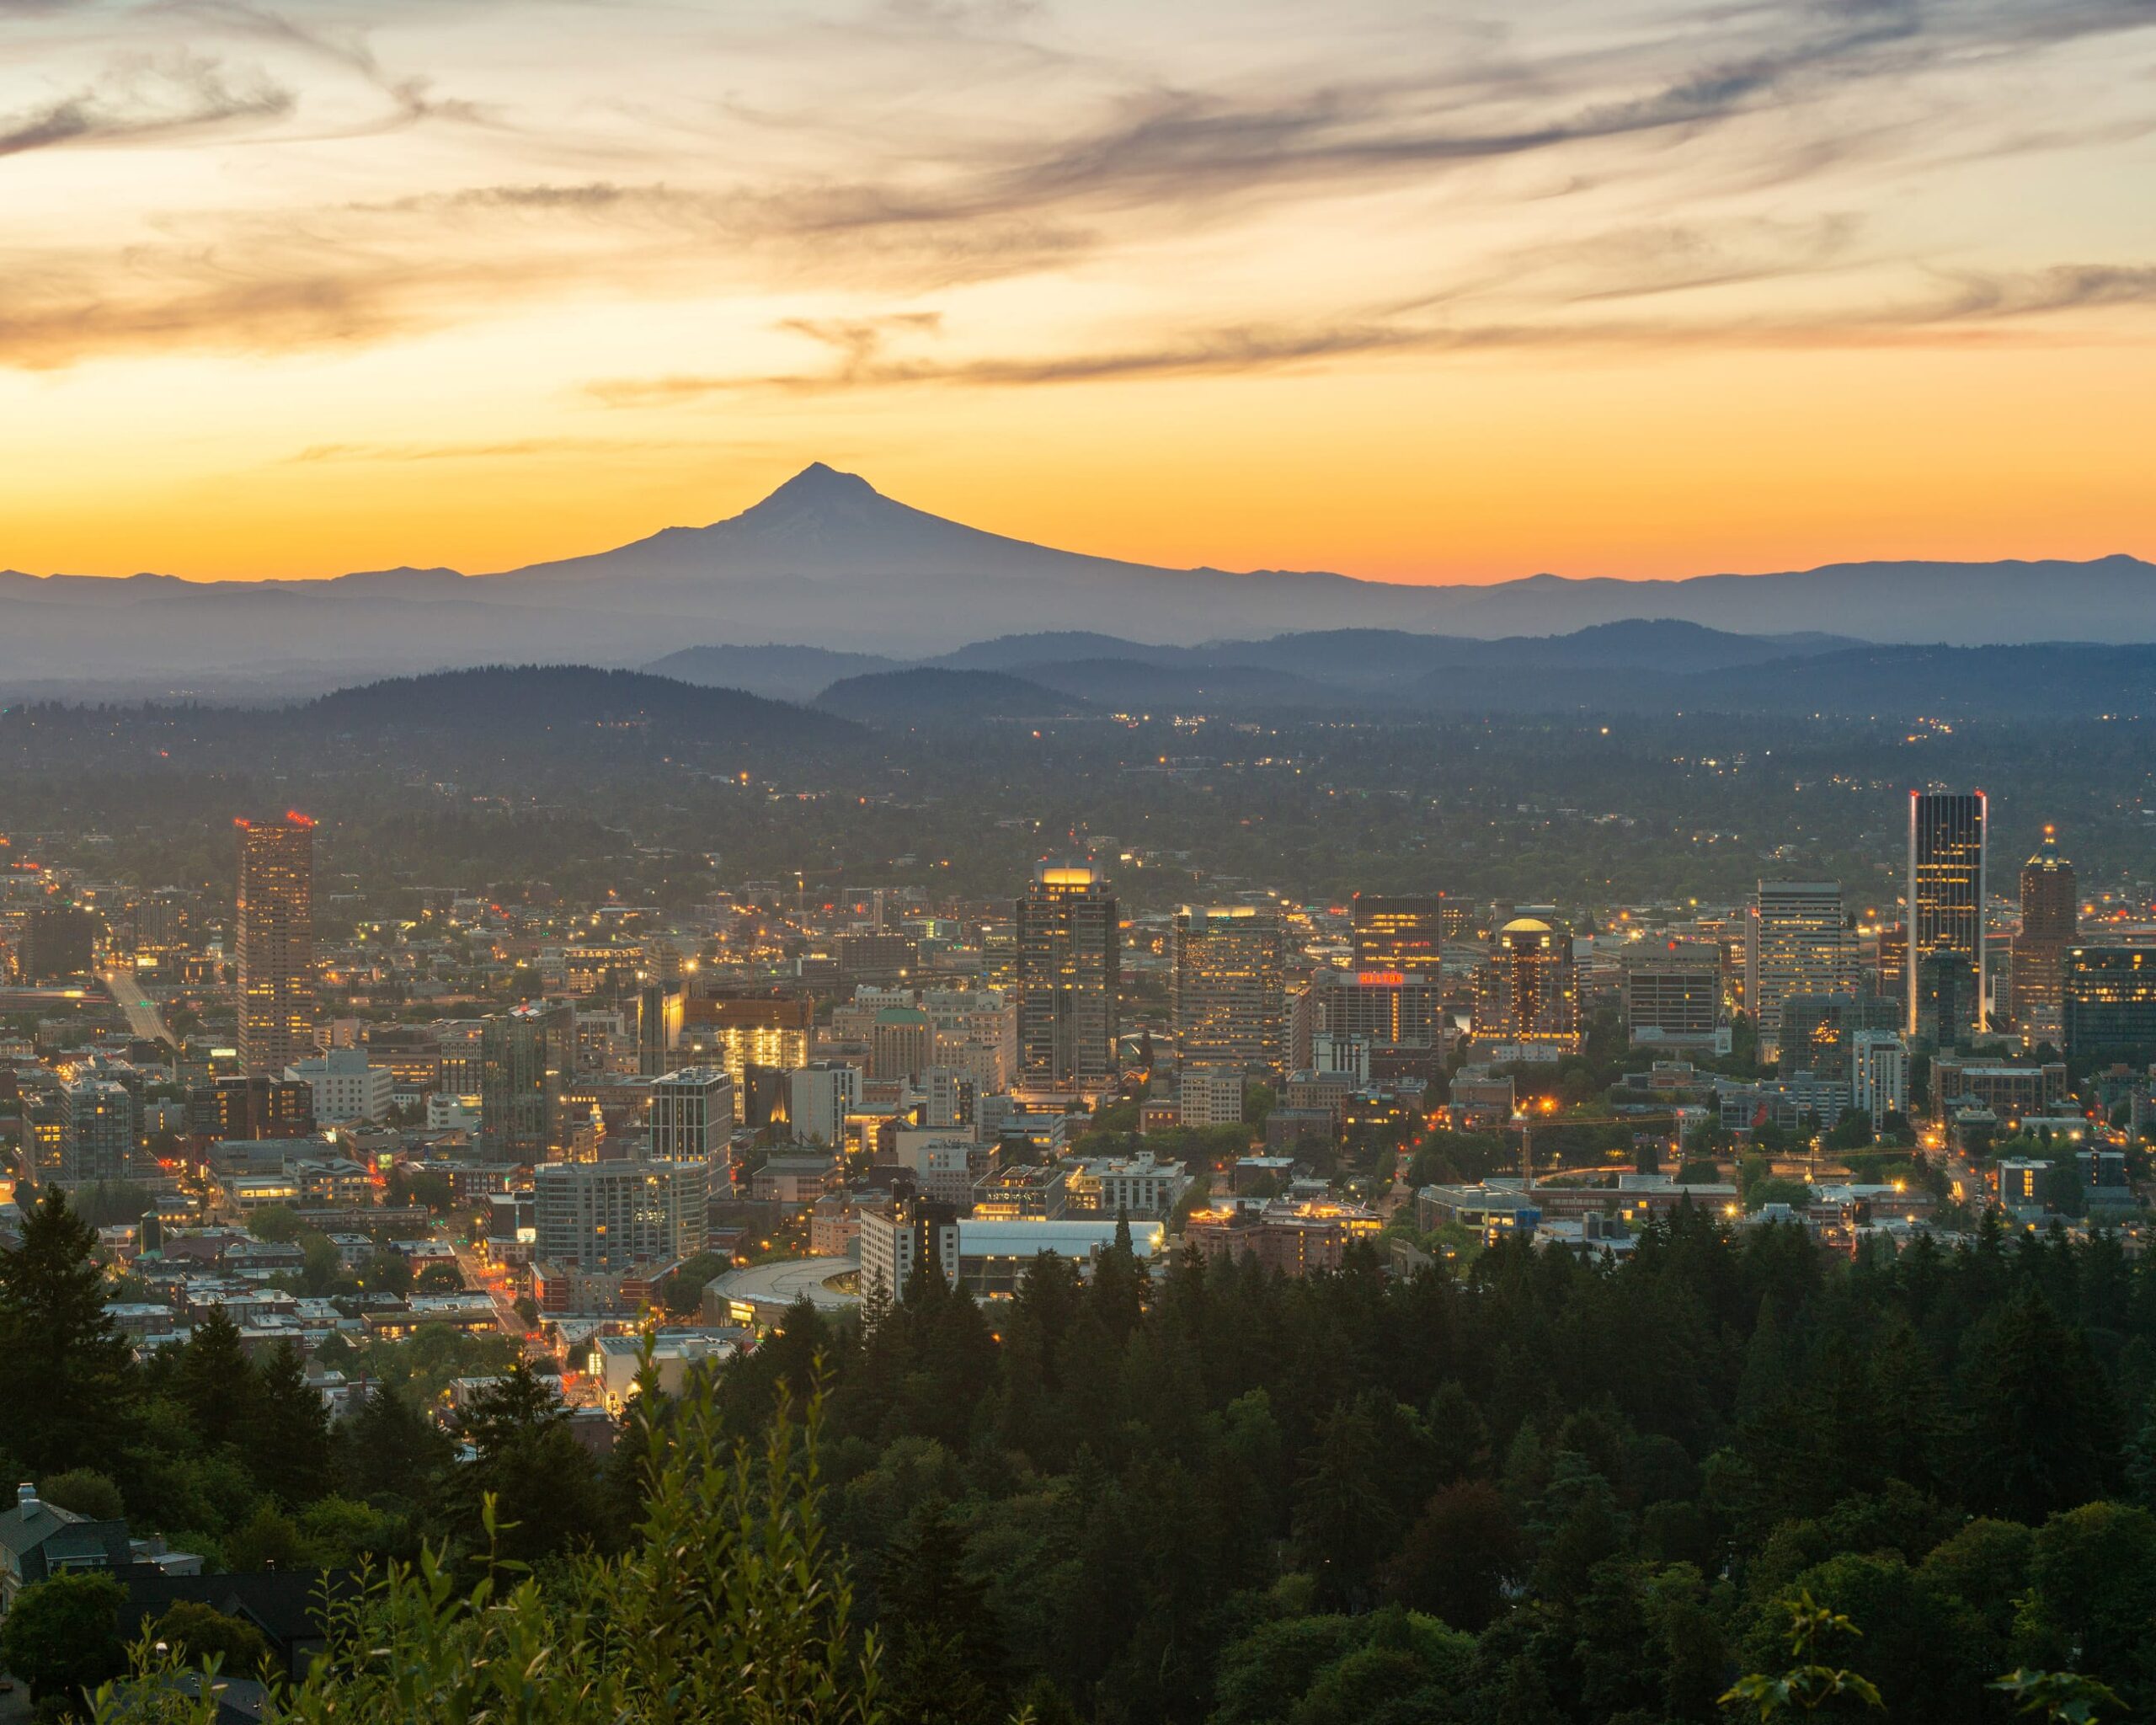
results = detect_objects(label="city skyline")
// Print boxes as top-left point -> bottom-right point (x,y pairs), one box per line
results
3,1 -> 2153,585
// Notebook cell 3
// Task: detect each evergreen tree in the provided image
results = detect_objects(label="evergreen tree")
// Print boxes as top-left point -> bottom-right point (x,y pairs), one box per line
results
0,1187 -> 133,1473
1961,1290 -> 2121,1524
339,1383 -> 453,1504
876,1501 -> 1007,1725
170,1306 -> 259,1453
249,1343 -> 333,1507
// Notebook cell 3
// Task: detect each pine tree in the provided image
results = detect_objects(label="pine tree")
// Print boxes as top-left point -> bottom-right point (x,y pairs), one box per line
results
250,1343 -> 333,1507
0,1186 -> 134,1472
876,1501 -> 1007,1725
171,1306 -> 260,1451
338,1382 -> 454,1503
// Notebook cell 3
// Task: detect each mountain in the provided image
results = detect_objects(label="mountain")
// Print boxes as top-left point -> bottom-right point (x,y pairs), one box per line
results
643,643 -> 900,702
0,462 -> 2148,686
813,668 -> 1091,724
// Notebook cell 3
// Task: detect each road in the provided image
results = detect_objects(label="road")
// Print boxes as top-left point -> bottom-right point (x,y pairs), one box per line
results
451,1238 -> 531,1343
102,966 -> 173,1045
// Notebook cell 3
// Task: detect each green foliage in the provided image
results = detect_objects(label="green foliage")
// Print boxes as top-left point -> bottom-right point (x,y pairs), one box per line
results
37,1469 -> 124,1522
1721,1590 -> 1883,1719
142,1601 -> 269,1680
0,1188 -> 135,1474
0,1571 -> 128,1704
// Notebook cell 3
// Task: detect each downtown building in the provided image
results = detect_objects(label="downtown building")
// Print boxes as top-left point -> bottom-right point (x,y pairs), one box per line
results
1471,917 -> 1580,1053
235,815 -> 316,1075
1172,905 -> 1286,1073
1014,862 -> 1120,1102
1907,790 -> 1988,1045
2013,826 -> 2078,1040
1746,882 -> 1853,1064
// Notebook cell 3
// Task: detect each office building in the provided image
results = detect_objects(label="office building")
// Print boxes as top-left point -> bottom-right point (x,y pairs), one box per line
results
648,1067 -> 734,1162
836,932 -> 920,985
1848,1030 -> 1909,1130
61,1078 -> 137,1186
790,1060 -> 862,1147
1179,1065 -> 1246,1128
366,1025 -> 442,1092
679,991 -> 812,1084
19,903 -> 98,980
1014,862 -> 1119,1100
632,982 -> 685,1078
186,1074 -> 315,1145
871,1006 -> 934,1082
1779,985 -> 1899,1082
1746,882 -> 1851,1063
2013,826 -> 2078,1035
1931,1057 -> 2068,1124
285,1047 -> 392,1124
479,1001 -> 571,1162
917,1066 -> 978,1135
1172,905 -> 1285,1072
859,1197 -> 962,1305
235,815 -> 315,1075
1620,941 -> 1722,1047
1299,967 -> 1440,1057
2063,948 -> 2156,1060
1472,918 -> 1579,1051
533,1157 -> 707,1273
1350,894 -> 1465,970
1908,791 -> 1988,1043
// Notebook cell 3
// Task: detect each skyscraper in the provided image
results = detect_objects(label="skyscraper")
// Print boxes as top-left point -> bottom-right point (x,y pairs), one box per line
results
235,815 -> 315,1076
1173,905 -> 1286,1072
1472,917 -> 1579,1050
1747,882 -> 1852,1063
2013,825 -> 2078,1036
1351,894 -> 1463,969
480,1001 -> 571,1162
1014,861 -> 1120,1100
1907,791 -> 1988,1044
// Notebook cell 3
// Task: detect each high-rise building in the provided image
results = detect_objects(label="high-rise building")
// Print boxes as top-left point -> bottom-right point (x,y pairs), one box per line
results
1747,882 -> 1851,1063
186,1074 -> 315,1145
533,1156 -> 707,1273
871,1007 -> 934,1082
1172,905 -> 1285,1072
1014,862 -> 1120,1100
1848,1030 -> 1910,1130
1620,940 -> 1723,1047
789,1060 -> 862,1147
1350,894 -> 1465,970
2013,826 -> 2078,1036
285,1047 -> 392,1124
1472,918 -> 1579,1050
679,991 -> 812,1084
648,1066 -> 735,1162
1907,791 -> 1988,1044
61,1078 -> 137,1186
235,815 -> 315,1075
2063,947 -> 2156,1060
479,1001 -> 571,1162
1294,968 -> 1440,1068
19,903 -> 99,980
632,982 -> 685,1078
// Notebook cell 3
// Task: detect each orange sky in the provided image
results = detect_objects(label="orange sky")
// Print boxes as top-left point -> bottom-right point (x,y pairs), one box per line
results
2,1 -> 2153,585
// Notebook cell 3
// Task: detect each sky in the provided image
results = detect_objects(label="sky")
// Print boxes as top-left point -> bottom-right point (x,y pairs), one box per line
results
2,0 -> 2153,585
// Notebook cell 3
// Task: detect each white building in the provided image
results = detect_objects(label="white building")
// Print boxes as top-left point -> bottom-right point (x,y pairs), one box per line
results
859,1199 -> 962,1304
649,1067 -> 735,1162
533,1158 -> 707,1273
1069,1152 -> 1191,1219
1179,1065 -> 1246,1129
286,1047 -> 392,1124
1849,1030 -> 1909,1130
789,1061 -> 862,1147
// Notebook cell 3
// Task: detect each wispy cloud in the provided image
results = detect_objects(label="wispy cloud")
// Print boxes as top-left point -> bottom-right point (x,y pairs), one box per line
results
0,49 -> 291,157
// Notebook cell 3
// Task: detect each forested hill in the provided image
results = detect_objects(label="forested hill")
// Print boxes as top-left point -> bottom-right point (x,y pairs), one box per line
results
707,1211 -> 2148,1725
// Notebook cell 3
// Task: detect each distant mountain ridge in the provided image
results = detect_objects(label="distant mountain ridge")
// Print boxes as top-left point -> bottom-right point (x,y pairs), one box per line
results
0,462 -> 2149,685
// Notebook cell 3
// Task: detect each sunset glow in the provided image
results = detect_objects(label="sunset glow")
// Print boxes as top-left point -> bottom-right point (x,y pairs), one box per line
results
3,0 -> 2153,582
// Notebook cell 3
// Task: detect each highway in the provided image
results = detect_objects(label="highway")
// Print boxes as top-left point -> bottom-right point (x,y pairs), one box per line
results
102,967 -> 173,1045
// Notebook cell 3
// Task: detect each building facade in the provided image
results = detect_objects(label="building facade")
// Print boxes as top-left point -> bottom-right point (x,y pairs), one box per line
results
1472,918 -> 1579,1051
1014,862 -> 1120,1100
1908,790 -> 1988,1043
2013,826 -> 2078,1037
1747,882 -> 1851,1063
1172,905 -> 1285,1072
235,816 -> 315,1075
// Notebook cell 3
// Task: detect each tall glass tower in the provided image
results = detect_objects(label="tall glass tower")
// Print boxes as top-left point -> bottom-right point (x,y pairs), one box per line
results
1907,790 -> 1988,1044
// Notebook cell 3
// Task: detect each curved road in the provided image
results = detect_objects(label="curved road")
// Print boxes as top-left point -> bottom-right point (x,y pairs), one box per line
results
103,967 -> 173,1045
